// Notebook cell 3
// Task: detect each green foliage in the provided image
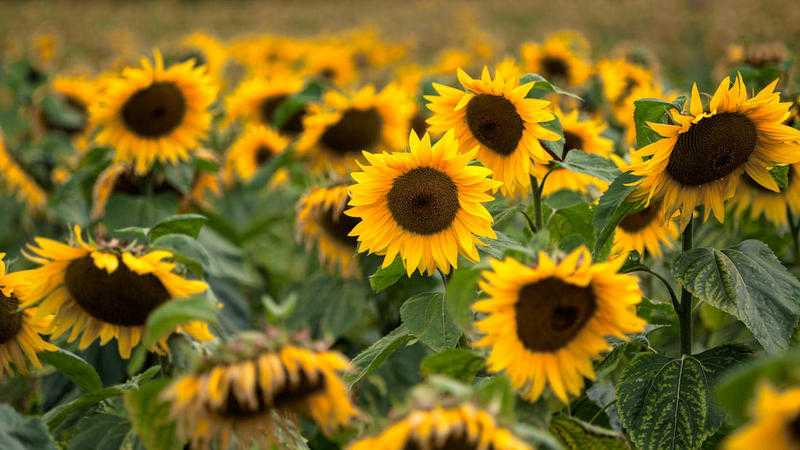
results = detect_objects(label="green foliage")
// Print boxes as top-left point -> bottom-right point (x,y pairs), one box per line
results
0,405 -> 57,450
420,349 -> 485,382
67,413 -> 131,450
400,292 -> 461,351
39,349 -> 103,393
633,98 -> 681,149
348,324 -> 414,387
549,416 -> 629,450
445,264 -> 483,331
592,172 -> 642,256
369,258 -> 405,292
124,380 -> 182,450
556,150 -> 621,183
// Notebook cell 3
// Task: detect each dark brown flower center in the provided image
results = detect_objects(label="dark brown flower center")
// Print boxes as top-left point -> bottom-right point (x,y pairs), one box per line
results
42,95 -> 88,135
788,413 -> 800,442
320,68 -> 337,81
403,430 -> 488,450
318,198 -> 360,248
320,107 -> 383,156
0,295 -> 24,345
411,112 -> 429,138
666,112 -> 758,186
113,170 -> 179,196
515,277 -> 596,351
254,146 -> 274,166
387,167 -> 460,235
64,255 -> 171,326
259,94 -> 306,135
465,94 -> 524,156
121,82 -> 187,138
214,365 -> 326,418
619,200 -> 662,232
541,56 -> 570,82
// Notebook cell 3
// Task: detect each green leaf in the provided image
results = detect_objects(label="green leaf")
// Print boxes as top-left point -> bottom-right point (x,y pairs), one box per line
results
43,385 -> 129,431
513,423 -> 564,450
540,118 -> 565,160
41,94 -> 85,131
246,146 -> 294,189
400,292 -> 461,351
475,376 -> 517,420
521,73 -> 583,101
549,416 -> 629,450
67,414 -> 130,450
673,240 -> 800,353
592,172 -> 641,256
0,404 -> 57,450
633,98 -> 680,149
420,349 -> 485,382
39,349 -> 103,393
148,213 -> 208,241
445,264 -> 483,331
369,257 -> 405,293
151,234 -> 213,276
544,190 -> 585,211
163,162 -> 195,195
557,150 -> 621,183
124,380 -> 183,450
770,165 -> 790,190
616,351 -> 731,450
549,202 -> 594,252
348,324 -> 414,387
111,226 -> 150,243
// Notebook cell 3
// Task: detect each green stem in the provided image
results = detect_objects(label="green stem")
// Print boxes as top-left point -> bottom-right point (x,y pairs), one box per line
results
679,218 -> 694,355
634,268 -> 681,316
787,206 -> 800,264
531,176 -> 543,232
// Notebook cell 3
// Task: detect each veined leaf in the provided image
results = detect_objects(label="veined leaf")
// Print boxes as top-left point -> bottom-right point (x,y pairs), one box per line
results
592,172 -> 641,257
633,98 -> 681,149
445,264 -> 483,331
148,213 -> 208,241
400,292 -> 461,351
0,405 -> 57,450
40,349 -> 103,393
348,324 -> 414,387
557,150 -> 621,183
420,349 -> 485,382
67,413 -> 130,450
124,379 -> 182,450
549,416 -> 629,450
369,257 -> 405,293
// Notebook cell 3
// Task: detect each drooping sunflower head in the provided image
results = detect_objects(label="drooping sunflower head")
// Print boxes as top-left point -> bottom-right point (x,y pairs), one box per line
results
726,41 -> 789,69
0,132 -> 47,211
224,72 -> 307,135
725,383 -> 800,450
91,51 -> 217,174
347,131 -> 500,276
0,253 -> 57,379
162,331 -> 357,449
298,84 -> 413,175
473,246 -> 645,402
348,403 -> 531,450
40,75 -> 96,149
731,164 -> 800,227
297,184 -> 361,279
4,226 -> 214,359
425,66 -> 559,197
632,74 -> 800,224
223,124 -> 289,186
534,106 -> 614,197
520,33 -> 592,88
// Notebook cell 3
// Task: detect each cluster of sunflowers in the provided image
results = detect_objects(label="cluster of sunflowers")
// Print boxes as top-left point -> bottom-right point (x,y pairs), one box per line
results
1,25 -> 800,450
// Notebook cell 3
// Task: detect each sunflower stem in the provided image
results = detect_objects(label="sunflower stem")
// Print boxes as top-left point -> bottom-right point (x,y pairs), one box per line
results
787,206 -> 800,265
531,176 -> 543,232
678,218 -> 694,355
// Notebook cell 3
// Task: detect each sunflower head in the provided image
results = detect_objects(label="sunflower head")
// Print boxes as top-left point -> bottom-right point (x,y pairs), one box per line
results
298,84 -> 413,175
40,75 -> 95,149
224,72 -> 307,135
224,124 -> 289,186
725,383 -> 800,450
90,162 -> 184,221
347,131 -> 500,276
167,32 -> 228,85
301,44 -> 359,87
473,246 -> 645,402
520,33 -> 592,88
731,164 -> 800,227
426,66 -> 560,197
92,50 -> 217,174
5,226 -> 213,358
632,74 -> 800,224
162,330 -> 357,449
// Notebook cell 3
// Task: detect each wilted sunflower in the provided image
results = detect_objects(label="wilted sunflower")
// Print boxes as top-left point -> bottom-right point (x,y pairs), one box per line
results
347,131 -> 499,276
162,332 -> 357,449
298,84 -> 413,175
41,75 -> 95,150
0,133 -> 47,211
223,124 -> 289,187
533,106 -> 614,196
348,403 -> 531,450
633,75 -> 800,223
520,33 -> 592,88
5,226 -> 214,358
92,51 -> 217,174
473,246 -> 645,402
297,185 -> 361,279
731,164 -> 800,227
0,253 -> 57,379
725,384 -> 800,450
426,67 -> 559,197
224,72 -> 307,136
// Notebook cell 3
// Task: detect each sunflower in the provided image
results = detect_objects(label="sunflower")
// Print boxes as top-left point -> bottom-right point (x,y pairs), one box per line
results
614,82 -> 675,145
595,58 -> 655,108
520,33 -> 592,88
425,67 -> 559,197
301,44 -> 358,87
348,403 -> 531,450
731,164 -> 800,227
161,332 -> 357,450
224,72 -> 307,135
346,131 -> 499,276
612,198 -> 678,259
167,32 -> 228,88
0,253 -> 57,379
5,226 -> 214,359
89,162 -> 184,221
633,75 -> 800,224
473,246 -> 645,403
0,133 -> 47,211
725,384 -> 800,450
41,75 -> 96,150
92,51 -> 217,174
298,84 -> 413,175
297,185 -> 361,279
533,106 -> 614,196
223,124 -> 289,187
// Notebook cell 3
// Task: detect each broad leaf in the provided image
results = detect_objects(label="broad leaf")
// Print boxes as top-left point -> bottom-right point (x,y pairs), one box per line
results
673,240 -> 800,353
369,257 -> 405,293
67,414 -> 130,450
348,324 -> 414,387
633,98 -> 680,149
0,405 -> 57,450
549,416 -> 629,450
420,349 -> 485,382
40,349 -> 103,393
445,264 -> 483,331
521,73 -> 583,101
592,172 -> 641,256
148,213 -> 208,241
557,150 -> 621,183
124,380 -> 183,450
400,292 -> 461,351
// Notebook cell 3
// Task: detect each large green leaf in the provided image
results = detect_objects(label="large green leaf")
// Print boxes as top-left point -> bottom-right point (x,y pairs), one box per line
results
592,172 -> 641,256
124,380 -> 183,450
556,150 -> 621,183
348,324 -> 414,387
148,213 -> 208,241
67,414 -> 130,450
0,405 -> 57,450
420,349 -> 485,382
633,98 -> 680,149
368,257 -> 405,293
151,233 -> 214,277
400,292 -> 461,351
445,264 -> 483,331
39,349 -> 103,393
549,416 -> 629,450
673,240 -> 800,353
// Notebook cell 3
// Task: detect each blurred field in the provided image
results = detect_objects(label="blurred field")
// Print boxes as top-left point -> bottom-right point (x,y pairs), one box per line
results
2,0 -> 800,86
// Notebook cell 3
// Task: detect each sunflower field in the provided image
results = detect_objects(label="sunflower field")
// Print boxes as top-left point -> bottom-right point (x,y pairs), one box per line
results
2,2 -> 800,449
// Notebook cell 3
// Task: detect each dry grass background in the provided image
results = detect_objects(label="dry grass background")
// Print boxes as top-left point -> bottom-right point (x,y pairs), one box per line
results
2,0 -> 799,86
